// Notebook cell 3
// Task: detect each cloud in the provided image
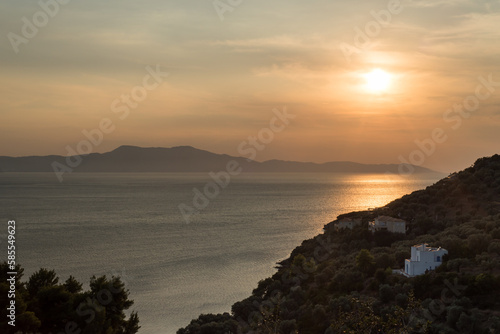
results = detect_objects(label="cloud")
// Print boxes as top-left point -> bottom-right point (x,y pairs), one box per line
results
417,11 -> 500,62
0,0 -> 499,170
212,35 -> 313,49
405,0 -> 487,8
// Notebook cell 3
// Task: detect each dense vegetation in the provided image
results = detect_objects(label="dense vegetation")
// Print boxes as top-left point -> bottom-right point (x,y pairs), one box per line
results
0,264 -> 139,334
178,154 -> 500,334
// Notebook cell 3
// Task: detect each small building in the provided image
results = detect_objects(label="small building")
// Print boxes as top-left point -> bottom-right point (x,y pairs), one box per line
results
369,216 -> 406,234
404,244 -> 448,277
334,218 -> 362,231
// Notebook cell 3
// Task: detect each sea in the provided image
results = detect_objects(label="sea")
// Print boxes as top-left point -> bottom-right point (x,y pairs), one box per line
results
0,172 -> 442,333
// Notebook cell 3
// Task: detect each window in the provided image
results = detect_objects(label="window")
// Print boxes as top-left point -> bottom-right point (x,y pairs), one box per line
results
437,256 -> 441,262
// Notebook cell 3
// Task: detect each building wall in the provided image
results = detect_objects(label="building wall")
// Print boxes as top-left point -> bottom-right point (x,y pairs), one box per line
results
336,220 -> 361,230
411,247 -> 418,261
419,251 -> 435,262
370,217 -> 406,234
388,221 -> 406,233
405,246 -> 448,276
406,261 -> 438,276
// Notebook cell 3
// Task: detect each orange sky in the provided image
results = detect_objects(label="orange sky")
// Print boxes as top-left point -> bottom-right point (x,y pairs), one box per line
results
1,0 -> 499,172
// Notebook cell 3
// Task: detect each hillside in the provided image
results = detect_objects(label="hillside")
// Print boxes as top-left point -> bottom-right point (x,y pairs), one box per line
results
0,145 -> 438,174
178,154 -> 500,334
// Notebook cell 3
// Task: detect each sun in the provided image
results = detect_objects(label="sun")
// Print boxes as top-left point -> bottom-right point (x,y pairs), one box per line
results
363,68 -> 392,93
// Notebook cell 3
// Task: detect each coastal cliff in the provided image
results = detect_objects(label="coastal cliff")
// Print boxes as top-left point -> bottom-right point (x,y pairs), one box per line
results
178,154 -> 500,333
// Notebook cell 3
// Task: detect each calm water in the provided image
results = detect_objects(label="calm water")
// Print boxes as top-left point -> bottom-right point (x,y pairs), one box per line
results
0,172 -> 441,333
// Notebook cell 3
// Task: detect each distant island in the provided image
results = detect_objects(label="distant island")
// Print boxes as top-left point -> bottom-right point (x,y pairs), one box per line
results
178,154 -> 500,333
0,145 -> 439,174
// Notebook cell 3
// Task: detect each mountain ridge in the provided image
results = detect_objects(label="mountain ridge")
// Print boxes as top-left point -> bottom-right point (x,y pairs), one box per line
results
0,145 -> 441,174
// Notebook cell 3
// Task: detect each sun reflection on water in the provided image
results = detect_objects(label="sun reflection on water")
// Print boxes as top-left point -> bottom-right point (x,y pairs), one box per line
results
329,173 -> 434,214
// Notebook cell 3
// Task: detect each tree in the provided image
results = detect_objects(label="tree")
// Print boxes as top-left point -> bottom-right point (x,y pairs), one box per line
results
279,319 -> 298,334
27,268 -> 59,297
0,263 -> 139,334
468,233 -> 492,254
374,268 -> 387,284
88,275 -> 140,334
176,313 -> 238,334
122,312 -> 140,334
379,284 -> 394,303
16,311 -> 41,333
64,275 -> 83,293
36,285 -> 73,332
356,249 -> 375,274
329,293 -> 426,334
375,253 -> 395,269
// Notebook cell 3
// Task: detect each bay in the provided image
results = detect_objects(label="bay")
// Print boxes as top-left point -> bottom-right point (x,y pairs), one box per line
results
0,172 -> 441,333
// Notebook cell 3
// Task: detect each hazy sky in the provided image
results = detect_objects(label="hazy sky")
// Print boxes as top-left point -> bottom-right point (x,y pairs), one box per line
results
1,0 -> 499,172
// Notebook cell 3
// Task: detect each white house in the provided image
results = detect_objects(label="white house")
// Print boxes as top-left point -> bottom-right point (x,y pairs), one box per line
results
404,244 -> 448,277
334,218 -> 362,231
369,216 -> 406,234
